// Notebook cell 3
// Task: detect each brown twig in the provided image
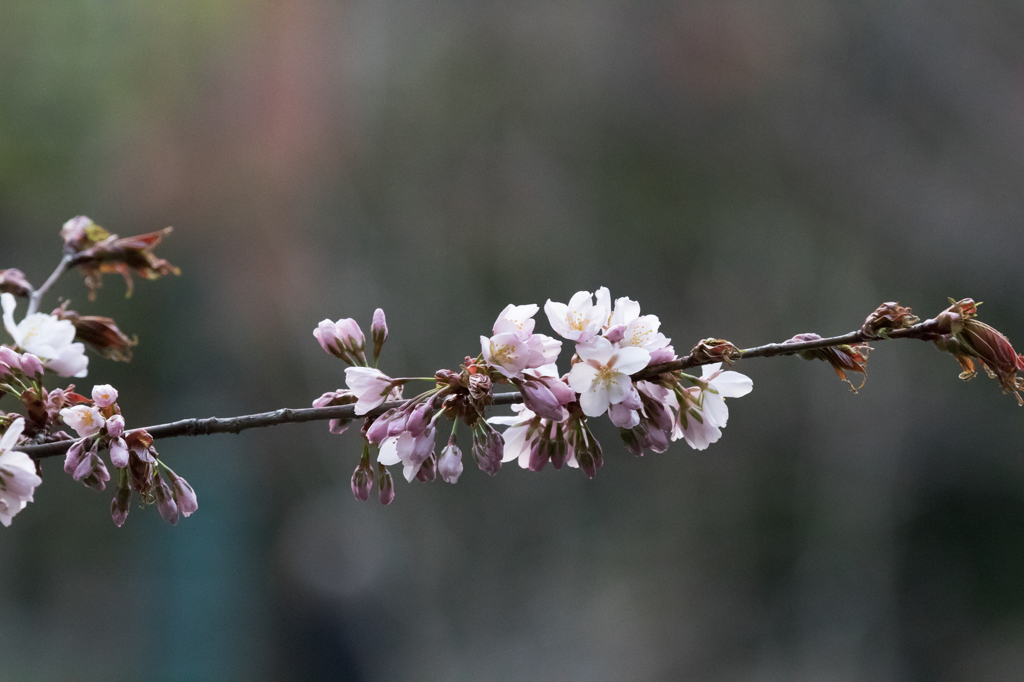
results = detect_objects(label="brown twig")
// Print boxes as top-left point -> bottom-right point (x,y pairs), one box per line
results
633,317 -> 944,380
17,392 -> 526,460
25,254 -> 73,316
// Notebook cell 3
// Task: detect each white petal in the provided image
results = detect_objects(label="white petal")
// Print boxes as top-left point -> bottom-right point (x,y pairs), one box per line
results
702,392 -> 729,428
576,336 -> 614,364
1,294 -> 19,343
543,300 -> 571,337
701,363 -> 723,378
0,417 -> 25,453
610,346 -> 651,375
579,386 -> 611,417
610,297 -> 641,327
566,290 -> 594,313
594,287 -> 611,320
567,362 -> 598,393
376,437 -> 401,465
710,371 -> 753,398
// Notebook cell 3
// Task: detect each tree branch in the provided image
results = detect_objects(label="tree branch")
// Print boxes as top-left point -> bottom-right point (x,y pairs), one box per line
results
17,392 -> 526,460
16,316 -> 947,461
633,317 -> 944,380
26,254 -> 73,316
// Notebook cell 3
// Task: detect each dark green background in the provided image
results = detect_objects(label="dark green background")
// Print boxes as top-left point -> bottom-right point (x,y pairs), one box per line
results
2,1 -> 1023,679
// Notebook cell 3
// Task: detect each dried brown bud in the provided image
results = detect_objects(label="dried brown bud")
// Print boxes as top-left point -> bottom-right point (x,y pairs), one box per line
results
786,333 -> 871,391
956,318 -> 1024,404
55,307 -> 138,361
861,302 -> 919,338
69,227 -> 180,300
0,269 -> 32,298
932,298 -> 979,336
468,372 -> 493,405
689,338 -> 740,366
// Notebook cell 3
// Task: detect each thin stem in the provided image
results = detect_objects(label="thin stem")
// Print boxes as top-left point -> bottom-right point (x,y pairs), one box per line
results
633,317 -> 944,380
26,254 -> 73,316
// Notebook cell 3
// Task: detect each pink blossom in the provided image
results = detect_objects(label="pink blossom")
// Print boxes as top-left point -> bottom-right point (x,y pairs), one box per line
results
92,384 -> 119,408
60,405 -> 105,438
480,332 -> 530,377
544,291 -> 607,343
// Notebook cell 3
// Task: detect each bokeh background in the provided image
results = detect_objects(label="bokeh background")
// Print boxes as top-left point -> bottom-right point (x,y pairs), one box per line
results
2,1 -> 1024,680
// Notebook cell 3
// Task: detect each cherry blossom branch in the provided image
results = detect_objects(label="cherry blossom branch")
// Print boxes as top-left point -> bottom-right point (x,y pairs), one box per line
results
16,392 -> 527,460
25,254 -> 73,316
15,315 -> 947,460
635,317 -> 945,380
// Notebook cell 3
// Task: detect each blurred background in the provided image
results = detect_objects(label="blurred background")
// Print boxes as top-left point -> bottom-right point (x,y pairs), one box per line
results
1,1 -> 1024,679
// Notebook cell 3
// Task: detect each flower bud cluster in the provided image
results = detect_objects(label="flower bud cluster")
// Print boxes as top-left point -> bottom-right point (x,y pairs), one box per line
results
930,298 -> 1024,404
60,384 -> 197,526
314,287 -> 754,502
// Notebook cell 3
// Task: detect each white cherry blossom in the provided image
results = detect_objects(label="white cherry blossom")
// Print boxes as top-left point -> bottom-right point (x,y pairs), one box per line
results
698,363 -> 753,429
1,293 -> 88,378
544,291 -> 607,343
344,367 -> 395,415
491,303 -> 539,339
60,405 -> 106,438
0,418 -> 43,527
567,336 -> 650,417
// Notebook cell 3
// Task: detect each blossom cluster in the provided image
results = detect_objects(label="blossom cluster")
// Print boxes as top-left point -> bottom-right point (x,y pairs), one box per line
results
0,216 -> 183,527
61,385 -> 196,526
315,287 -> 754,504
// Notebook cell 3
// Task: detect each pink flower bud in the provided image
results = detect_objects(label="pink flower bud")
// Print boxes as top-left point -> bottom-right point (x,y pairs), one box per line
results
405,402 -> 434,438
648,346 -> 676,365
0,347 -> 21,372
91,384 -> 119,408
604,325 -> 626,343
371,308 -> 388,362
73,448 -> 110,491
377,464 -> 395,505
20,353 -> 44,379
105,414 -> 125,439
351,461 -> 373,501
167,472 -> 198,517
109,437 -> 129,468
111,483 -> 131,527
61,215 -> 94,248
335,318 -> 365,353
472,423 -> 503,476
154,473 -> 178,525
64,440 -> 87,475
0,269 -> 32,298
438,442 -> 463,484
314,318 -> 339,350
528,440 -> 549,472
415,453 -> 437,482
